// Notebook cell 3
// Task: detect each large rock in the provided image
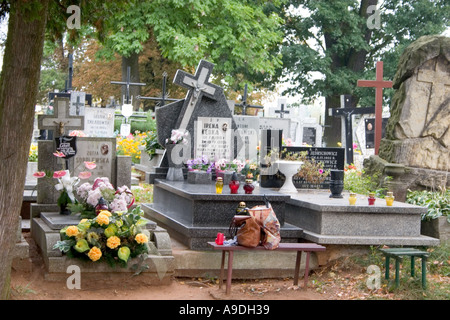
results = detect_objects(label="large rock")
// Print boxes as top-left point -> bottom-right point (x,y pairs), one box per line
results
380,35 -> 450,171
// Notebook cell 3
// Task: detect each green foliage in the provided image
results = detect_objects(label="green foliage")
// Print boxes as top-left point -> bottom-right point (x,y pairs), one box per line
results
143,131 -> 163,160
343,166 -> 388,197
272,0 -> 449,107
94,0 -> 283,89
406,188 -> 450,221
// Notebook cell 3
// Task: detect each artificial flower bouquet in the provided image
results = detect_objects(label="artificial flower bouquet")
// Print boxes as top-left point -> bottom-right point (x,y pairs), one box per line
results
165,129 -> 189,145
69,177 -> 134,219
54,206 -> 156,267
186,155 -> 215,172
214,158 -> 245,173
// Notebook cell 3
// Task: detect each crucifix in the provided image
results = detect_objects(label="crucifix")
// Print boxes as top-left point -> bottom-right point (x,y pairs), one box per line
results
357,61 -> 393,154
173,59 -> 221,131
234,84 -> 264,115
38,97 -> 84,168
137,72 -> 181,107
329,95 -> 375,164
275,101 -> 290,118
110,66 -> 146,104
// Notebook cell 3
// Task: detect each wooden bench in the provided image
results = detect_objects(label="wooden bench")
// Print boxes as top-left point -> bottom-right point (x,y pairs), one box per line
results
207,242 -> 326,295
379,248 -> 430,289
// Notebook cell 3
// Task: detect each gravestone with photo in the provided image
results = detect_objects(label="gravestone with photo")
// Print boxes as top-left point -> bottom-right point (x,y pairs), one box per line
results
31,97 -> 174,283
143,60 -> 303,249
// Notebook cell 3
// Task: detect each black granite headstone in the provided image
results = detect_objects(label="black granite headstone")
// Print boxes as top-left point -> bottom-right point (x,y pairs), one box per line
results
260,146 -> 345,189
302,127 -> 317,146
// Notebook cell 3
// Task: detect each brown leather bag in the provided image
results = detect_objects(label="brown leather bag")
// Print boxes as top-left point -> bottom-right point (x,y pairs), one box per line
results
229,215 -> 261,248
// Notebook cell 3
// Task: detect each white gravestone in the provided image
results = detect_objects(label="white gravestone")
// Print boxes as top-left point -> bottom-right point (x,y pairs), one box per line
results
194,117 -> 233,161
84,107 -> 115,137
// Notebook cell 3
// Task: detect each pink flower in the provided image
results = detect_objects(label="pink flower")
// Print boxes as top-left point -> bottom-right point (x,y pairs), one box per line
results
53,151 -> 66,158
33,171 -> 46,178
78,171 -> 92,180
53,170 -> 67,179
319,169 -> 324,174
84,161 -> 96,170
353,143 -> 358,150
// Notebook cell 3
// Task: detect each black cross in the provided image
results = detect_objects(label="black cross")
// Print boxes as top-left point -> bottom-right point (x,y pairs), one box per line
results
137,72 -> 181,107
111,66 -> 146,104
72,95 -> 84,116
275,102 -> 290,118
329,95 -> 374,164
64,53 -> 73,93
234,84 -> 264,115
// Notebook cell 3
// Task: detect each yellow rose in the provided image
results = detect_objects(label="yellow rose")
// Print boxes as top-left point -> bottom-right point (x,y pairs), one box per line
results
87,246 -> 102,261
135,233 -> 148,244
65,226 -> 79,237
106,236 -> 121,249
96,213 -> 110,226
99,210 -> 112,217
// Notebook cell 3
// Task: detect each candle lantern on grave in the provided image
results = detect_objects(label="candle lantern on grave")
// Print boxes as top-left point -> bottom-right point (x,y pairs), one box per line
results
229,172 -> 240,194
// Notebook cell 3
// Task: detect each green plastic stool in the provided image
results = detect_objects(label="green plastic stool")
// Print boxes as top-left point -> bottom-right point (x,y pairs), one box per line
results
379,248 -> 430,289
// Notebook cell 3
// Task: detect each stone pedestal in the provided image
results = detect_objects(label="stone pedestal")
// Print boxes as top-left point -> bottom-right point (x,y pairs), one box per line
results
142,179 -> 303,250
31,211 -> 175,283
285,190 -> 439,246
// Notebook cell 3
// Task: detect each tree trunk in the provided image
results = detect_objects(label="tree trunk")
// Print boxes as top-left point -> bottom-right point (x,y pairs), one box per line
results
322,0 -> 377,147
122,52 -> 141,111
0,0 -> 49,299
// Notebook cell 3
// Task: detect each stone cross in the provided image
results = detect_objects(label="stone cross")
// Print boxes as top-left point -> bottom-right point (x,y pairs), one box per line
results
173,60 -> 221,131
329,95 -> 375,164
357,61 -> 393,154
38,97 -> 84,136
235,83 -> 264,115
275,102 -> 290,118
72,95 -> 84,116
111,66 -> 146,104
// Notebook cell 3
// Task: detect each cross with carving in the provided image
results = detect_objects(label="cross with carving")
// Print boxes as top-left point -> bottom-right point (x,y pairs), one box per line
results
234,84 -> 264,115
111,66 -> 146,104
330,95 -> 375,164
173,59 -> 221,130
38,97 -> 84,136
357,61 -> 392,154
71,95 -> 84,116
417,62 -> 450,124
275,102 -> 290,118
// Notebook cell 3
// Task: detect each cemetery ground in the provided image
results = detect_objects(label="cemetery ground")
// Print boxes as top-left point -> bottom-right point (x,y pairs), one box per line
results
10,232 -> 450,300
10,182 -> 450,300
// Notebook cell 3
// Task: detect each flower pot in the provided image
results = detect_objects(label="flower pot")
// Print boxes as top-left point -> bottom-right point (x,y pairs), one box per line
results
187,170 -> 212,184
165,143 -> 185,181
276,160 -> 303,193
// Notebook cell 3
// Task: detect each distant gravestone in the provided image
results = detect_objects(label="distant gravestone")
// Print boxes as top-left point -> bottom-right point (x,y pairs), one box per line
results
233,115 -> 260,161
259,117 -> 291,139
69,91 -> 86,116
298,119 -> 322,147
83,107 -> 115,137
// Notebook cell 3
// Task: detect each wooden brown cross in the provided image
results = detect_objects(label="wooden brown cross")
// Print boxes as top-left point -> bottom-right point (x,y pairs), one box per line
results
357,61 -> 392,154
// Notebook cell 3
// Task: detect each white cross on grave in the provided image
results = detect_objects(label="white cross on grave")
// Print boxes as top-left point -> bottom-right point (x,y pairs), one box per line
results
173,60 -> 221,131
38,97 -> 84,136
